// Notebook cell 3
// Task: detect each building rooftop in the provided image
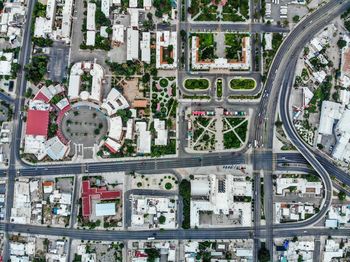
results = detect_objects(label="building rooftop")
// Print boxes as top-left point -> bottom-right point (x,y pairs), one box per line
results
81,180 -> 121,218
26,104 -> 50,137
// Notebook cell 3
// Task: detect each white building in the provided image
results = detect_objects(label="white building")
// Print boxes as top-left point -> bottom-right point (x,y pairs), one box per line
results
131,196 -> 177,229
108,116 -> 123,141
125,119 -> 134,140
0,51 -> 13,76
87,3 -> 96,31
127,28 -> 139,61
156,31 -> 177,69
318,101 -> 343,136
340,35 -> 350,88
331,109 -> 350,162
135,122 -> 151,154
141,32 -> 151,64
190,174 -> 252,227
34,84 -> 65,102
326,205 -> 350,227
154,119 -> 168,146
33,0 -> 56,38
0,3 -> 26,46
101,88 -> 129,116
275,203 -> 315,222
323,239 -> 346,262
101,0 -> 110,17
95,202 -> 116,216
129,0 -> 138,7
264,33 -> 273,50
112,24 -> 124,45
68,62 -> 104,102
86,30 -> 96,46
283,241 -> 314,262
276,178 -> 322,195
10,179 -> 31,224
45,136 -> 69,160
104,138 -> 122,153
86,3 -> 96,46
129,8 -> 140,28
61,0 -> 74,42
144,0 -> 152,9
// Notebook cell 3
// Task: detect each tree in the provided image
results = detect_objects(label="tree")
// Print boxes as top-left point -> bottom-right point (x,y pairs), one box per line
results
258,243 -> 270,262
11,63 -> 21,78
158,215 -> 166,224
48,123 -> 58,137
293,15 -> 300,23
179,179 -> 191,229
337,39 -> 347,49
180,30 -> 187,41
142,73 -> 150,83
144,248 -> 160,262
317,144 -> 324,150
167,57 -> 174,64
338,191 -> 346,201
274,119 -> 282,127
33,37 -> 53,47
25,55 -> 49,84
116,108 -> 132,124
95,9 -> 111,27
24,87 -> 33,98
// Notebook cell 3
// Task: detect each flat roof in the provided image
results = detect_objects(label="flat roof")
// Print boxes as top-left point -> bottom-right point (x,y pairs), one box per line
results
95,202 -> 116,217
26,109 -> 50,137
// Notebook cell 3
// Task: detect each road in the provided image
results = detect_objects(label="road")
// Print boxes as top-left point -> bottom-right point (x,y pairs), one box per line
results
2,0 -> 37,260
252,0 -> 350,257
186,22 -> 289,33
1,221 -> 350,241
0,93 -> 14,104
1,0 -> 350,259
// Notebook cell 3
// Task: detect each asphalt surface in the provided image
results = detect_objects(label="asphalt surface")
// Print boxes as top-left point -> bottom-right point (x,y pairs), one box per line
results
187,23 -> 290,33
261,0 -> 350,226
0,93 -> 14,104
1,0 -> 350,260
1,221 -> 350,241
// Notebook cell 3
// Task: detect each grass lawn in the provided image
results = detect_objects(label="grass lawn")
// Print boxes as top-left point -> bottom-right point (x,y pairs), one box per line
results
222,0 -> 249,20
216,79 -> 222,98
195,33 -> 216,61
225,33 -> 249,60
230,78 -> 256,90
223,131 -> 242,149
184,78 -> 210,90
195,5 -> 218,21
222,12 -> 245,22
198,33 -> 214,48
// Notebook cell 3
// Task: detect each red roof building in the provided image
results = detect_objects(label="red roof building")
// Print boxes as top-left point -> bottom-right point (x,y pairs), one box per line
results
26,109 -> 50,137
34,91 -> 50,103
81,180 -> 121,218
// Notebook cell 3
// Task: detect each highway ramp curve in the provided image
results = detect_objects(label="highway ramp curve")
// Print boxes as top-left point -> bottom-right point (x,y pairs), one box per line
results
267,0 -> 350,227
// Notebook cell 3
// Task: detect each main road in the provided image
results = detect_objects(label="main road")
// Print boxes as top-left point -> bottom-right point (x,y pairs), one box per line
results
252,0 -> 350,256
1,221 -> 350,241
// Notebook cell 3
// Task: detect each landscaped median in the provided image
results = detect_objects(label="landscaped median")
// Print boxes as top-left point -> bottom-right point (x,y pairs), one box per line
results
230,78 -> 256,90
184,78 -> 210,90
216,78 -> 223,100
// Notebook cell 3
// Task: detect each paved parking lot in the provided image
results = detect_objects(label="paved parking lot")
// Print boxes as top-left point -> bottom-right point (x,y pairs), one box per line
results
49,41 -> 70,82
61,106 -> 108,147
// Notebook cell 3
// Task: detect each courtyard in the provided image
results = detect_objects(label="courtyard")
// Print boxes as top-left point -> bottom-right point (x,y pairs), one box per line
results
61,105 -> 108,147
